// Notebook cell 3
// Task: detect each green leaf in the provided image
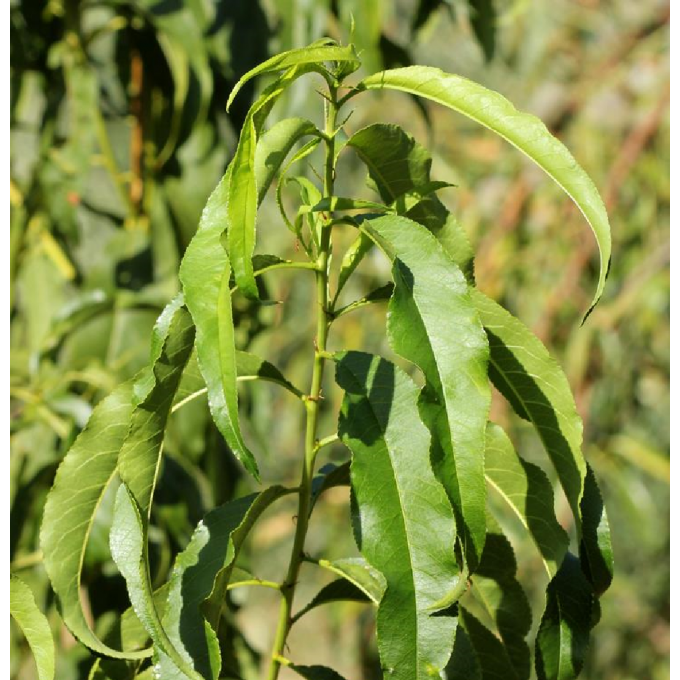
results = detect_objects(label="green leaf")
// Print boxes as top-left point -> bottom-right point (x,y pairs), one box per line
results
471,290 -> 586,530
463,525 -> 532,680
315,557 -> 386,604
288,664 -> 348,680
226,40 -> 359,111
336,351 -> 459,679
10,575 -> 55,680
235,350 -> 304,398
535,553 -> 594,680
229,71 -> 323,299
364,214 -> 490,569
110,485 -> 201,680
159,487 -> 290,679
358,67 -> 611,315
484,423 -> 568,576
291,578 -> 371,625
579,465 -> 614,596
347,123 -> 474,280
307,196 -> 391,213
119,295 -> 195,516
335,232 -> 374,301
40,380 -> 150,659
179,164 -> 258,479
255,117 -> 321,202
467,0 -> 497,61
445,623 -> 482,680
310,462 -> 351,512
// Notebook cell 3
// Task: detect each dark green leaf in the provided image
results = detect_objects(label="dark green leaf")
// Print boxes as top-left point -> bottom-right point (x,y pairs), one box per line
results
10,575 -> 55,680
535,553 -> 594,680
310,462 -> 351,512
485,423 -> 568,576
464,525 -> 532,680
291,578 -> 371,625
579,465 -> 614,596
471,290 -> 586,531
364,215 -> 490,569
346,123 -> 474,280
445,623 -> 482,680
359,67 -> 611,315
314,557 -> 386,604
468,0 -> 497,61
288,664 -> 348,680
336,351 -> 459,679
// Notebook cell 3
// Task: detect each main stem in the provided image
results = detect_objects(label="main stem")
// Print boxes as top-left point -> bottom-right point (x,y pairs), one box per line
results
266,84 -> 338,680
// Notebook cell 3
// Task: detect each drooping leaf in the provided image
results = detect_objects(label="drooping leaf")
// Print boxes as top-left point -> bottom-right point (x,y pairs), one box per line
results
467,0 -> 497,61
336,351 -> 460,679
291,578 -> 371,625
119,295 -> 195,516
463,525 -> 532,680
471,290 -> 586,530
110,485 -> 202,680
158,487 -> 290,679
40,380 -> 149,658
460,608 -> 522,680
579,465 -> 614,596
535,553 -> 594,680
358,67 -> 611,315
234,350 -> 304,398
484,423 -> 568,576
226,40 -> 359,111
10,575 -> 55,680
179,163 -> 258,478
288,664 -> 349,680
334,232 -> 374,301
445,623 -> 482,680
310,462 -> 351,512
315,557 -> 386,605
255,117 -> 321,201
346,123 -> 474,280
363,214 -> 490,569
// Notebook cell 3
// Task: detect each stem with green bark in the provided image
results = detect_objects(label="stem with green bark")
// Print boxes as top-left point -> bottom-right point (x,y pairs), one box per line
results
265,83 -> 338,680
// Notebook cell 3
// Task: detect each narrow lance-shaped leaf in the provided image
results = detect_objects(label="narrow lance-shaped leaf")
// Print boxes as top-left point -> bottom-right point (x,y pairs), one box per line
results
535,553 -> 594,680
119,295 -> 195,516
291,579 -> 371,625
288,664 -> 349,680
313,556 -> 386,604
364,214 -> 490,569
40,379 -> 150,659
228,69 -> 326,298
110,485 -> 202,680
579,465 -> 614,596
336,351 -> 460,679
226,40 -> 359,111
346,123 -> 475,281
10,576 -> 55,680
484,423 -> 568,577
180,163 -> 258,478
462,521 -> 532,680
358,67 -> 611,315
158,487 -> 290,679
254,117 -> 321,202
471,289 -> 587,530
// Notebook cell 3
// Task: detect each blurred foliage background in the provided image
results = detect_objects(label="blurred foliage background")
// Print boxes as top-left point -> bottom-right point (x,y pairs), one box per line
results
10,0 -> 669,679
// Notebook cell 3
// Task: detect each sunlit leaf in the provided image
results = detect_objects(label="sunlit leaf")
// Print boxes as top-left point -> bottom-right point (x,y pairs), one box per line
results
336,350 -> 459,679
10,575 -> 55,680
358,67 -> 611,315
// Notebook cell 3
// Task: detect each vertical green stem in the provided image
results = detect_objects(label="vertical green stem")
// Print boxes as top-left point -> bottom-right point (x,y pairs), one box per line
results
266,83 -> 338,680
